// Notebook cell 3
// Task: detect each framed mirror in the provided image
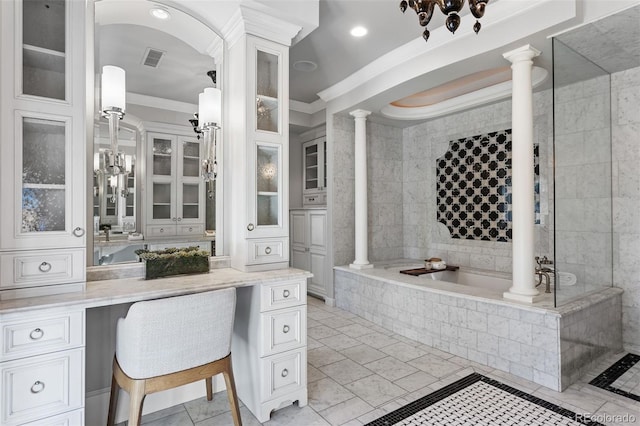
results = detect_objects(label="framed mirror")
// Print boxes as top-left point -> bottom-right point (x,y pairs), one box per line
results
90,0 -> 224,266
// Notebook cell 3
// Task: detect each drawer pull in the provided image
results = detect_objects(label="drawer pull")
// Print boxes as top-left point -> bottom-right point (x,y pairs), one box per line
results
281,369 -> 288,378
283,289 -> 290,298
29,328 -> 44,340
73,227 -> 85,237
30,381 -> 45,394
38,262 -> 52,272
160,228 -> 165,233
178,217 -> 182,221
283,325 -> 290,334
265,246 -> 272,255
189,227 -> 193,232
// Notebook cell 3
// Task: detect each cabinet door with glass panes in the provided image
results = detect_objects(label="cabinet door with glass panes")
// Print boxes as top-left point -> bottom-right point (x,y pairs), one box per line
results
145,133 -> 204,236
0,0 -> 86,250
302,137 -> 326,195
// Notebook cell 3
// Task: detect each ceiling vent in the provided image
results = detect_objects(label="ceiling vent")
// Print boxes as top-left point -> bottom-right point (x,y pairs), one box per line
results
142,47 -> 165,68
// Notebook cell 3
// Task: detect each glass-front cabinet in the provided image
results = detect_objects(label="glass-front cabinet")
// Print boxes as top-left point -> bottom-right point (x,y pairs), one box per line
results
302,136 -> 327,205
145,132 -> 205,238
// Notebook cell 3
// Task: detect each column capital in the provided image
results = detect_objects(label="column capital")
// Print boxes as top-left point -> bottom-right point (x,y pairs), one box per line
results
503,44 -> 541,64
349,109 -> 371,119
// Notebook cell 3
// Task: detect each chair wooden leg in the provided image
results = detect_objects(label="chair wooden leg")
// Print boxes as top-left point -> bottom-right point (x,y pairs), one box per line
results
205,377 -> 213,401
222,358 -> 242,426
127,379 -> 146,426
106,373 -> 120,426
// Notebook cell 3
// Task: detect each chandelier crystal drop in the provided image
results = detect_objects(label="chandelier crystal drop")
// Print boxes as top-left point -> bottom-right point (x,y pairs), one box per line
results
399,0 -> 489,43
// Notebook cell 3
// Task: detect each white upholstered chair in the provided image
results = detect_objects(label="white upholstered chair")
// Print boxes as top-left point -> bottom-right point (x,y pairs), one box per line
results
106,288 -> 242,426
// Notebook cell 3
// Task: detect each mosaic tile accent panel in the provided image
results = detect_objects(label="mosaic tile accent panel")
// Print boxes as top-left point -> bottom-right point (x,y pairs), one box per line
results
436,129 -> 540,242
366,373 -> 603,426
589,353 -> 640,402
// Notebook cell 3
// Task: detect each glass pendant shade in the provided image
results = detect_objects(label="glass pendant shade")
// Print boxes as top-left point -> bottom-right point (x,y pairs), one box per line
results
198,87 -> 221,127
101,65 -> 126,112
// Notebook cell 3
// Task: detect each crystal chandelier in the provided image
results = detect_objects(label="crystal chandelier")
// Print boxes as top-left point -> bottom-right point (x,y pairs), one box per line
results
399,0 -> 489,42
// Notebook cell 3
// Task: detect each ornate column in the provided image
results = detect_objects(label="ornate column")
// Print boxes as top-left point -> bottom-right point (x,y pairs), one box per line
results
349,109 -> 372,269
502,45 -> 541,303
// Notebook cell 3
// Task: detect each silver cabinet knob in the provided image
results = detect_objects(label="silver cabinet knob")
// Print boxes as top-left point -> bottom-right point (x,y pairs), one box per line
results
38,262 -> 51,273
281,369 -> 288,378
283,325 -> 290,333
29,328 -> 44,340
247,223 -> 254,231
30,381 -> 45,394
177,217 -> 182,221
283,289 -> 290,298
265,246 -> 272,255
189,227 -> 193,232
160,228 -> 164,233
72,227 -> 85,237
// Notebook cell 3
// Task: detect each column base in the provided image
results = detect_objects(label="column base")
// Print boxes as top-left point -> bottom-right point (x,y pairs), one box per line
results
349,263 -> 373,270
503,290 -> 544,304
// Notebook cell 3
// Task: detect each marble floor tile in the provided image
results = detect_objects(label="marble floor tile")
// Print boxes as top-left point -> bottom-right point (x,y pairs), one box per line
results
317,397 -> 374,426
407,354 -> 463,378
317,333 -> 361,351
308,346 -> 347,368
379,341 -> 429,362
534,385 -> 607,414
356,332 -> 400,349
345,374 -> 407,408
307,318 -> 322,328
264,405 -> 330,426
308,325 -> 342,340
309,364 -> 328,383
394,370 -> 439,392
364,356 -> 419,382
183,392 -> 239,423
143,411 -> 194,426
139,404 -> 188,425
307,337 -> 325,350
195,406 -> 261,426
318,316 -> 356,329
319,358 -> 374,385
308,377 -> 356,411
355,400 -> 404,424
340,344 -> 387,365
337,323 -> 375,338
594,401 -> 640,426
307,310 -> 337,320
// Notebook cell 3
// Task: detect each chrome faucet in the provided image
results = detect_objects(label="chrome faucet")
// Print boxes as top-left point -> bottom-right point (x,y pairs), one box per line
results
535,256 -> 553,293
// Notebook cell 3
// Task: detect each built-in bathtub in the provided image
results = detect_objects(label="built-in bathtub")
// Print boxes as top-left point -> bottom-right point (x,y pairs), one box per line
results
334,260 -> 623,391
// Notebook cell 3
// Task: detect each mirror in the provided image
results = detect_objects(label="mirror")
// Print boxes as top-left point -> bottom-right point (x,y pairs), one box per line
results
92,0 -> 223,265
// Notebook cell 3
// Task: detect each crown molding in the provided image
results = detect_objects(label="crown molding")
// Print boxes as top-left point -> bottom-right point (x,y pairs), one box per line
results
127,92 -> 197,115
317,0 -> 576,104
222,5 -> 302,48
381,66 -> 548,120
290,98 -> 326,115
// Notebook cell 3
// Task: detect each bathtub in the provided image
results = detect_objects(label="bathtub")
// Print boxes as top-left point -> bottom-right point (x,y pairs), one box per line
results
334,260 -> 623,392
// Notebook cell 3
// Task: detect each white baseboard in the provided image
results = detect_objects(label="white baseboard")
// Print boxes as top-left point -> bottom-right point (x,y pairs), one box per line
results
85,375 -> 227,425
324,296 -> 335,307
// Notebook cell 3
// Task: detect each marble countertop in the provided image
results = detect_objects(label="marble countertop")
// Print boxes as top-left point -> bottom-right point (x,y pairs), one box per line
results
0,267 -> 312,315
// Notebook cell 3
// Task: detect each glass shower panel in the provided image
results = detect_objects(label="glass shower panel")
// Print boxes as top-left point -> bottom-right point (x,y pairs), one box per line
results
552,38 -> 612,307
22,117 -> 66,232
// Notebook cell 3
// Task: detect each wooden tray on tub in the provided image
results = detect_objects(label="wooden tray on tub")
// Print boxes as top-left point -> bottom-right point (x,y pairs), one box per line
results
399,265 -> 459,276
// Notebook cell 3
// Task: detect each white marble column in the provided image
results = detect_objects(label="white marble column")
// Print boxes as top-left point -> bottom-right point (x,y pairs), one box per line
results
503,45 -> 541,303
349,109 -> 373,270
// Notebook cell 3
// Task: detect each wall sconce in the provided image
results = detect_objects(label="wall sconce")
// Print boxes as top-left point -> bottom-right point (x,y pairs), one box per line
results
100,65 -> 126,177
198,79 -> 222,186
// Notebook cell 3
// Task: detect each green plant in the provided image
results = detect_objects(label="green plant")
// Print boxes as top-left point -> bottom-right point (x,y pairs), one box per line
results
135,246 -> 210,279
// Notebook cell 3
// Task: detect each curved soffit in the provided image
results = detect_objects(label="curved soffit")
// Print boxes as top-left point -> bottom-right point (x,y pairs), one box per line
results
381,66 -> 548,120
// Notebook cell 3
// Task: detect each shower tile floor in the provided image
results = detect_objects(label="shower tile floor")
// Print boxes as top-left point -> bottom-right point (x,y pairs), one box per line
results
119,297 -> 640,426
589,353 -> 640,403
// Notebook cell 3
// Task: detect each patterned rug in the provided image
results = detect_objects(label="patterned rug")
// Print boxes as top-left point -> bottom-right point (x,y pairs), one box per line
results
366,373 -> 604,426
589,353 -> 640,402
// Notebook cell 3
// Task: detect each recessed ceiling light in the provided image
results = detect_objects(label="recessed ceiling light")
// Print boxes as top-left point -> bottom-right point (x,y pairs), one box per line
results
350,26 -> 368,37
150,7 -> 170,20
293,60 -> 318,72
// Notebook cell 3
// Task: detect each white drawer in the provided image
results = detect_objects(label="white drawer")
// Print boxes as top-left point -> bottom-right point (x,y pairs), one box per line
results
260,279 -> 306,312
1,348 -> 84,426
146,225 -> 177,238
248,238 -> 288,265
261,348 -> 305,402
2,310 -> 84,362
178,224 -> 204,236
22,408 -> 83,426
261,305 -> 306,357
0,249 -> 85,290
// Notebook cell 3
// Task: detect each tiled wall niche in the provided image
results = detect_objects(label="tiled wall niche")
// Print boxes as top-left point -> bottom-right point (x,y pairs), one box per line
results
436,129 -> 541,242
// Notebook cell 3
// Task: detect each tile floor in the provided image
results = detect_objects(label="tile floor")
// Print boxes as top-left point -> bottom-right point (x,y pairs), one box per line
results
125,296 -> 640,426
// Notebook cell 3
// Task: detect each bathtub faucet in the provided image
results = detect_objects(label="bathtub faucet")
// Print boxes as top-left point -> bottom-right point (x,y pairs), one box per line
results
535,256 -> 553,293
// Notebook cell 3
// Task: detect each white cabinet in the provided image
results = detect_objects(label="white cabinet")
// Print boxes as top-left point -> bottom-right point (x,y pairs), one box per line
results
290,209 -> 327,297
0,0 -> 86,299
229,35 -> 290,271
302,137 -> 327,206
145,132 -> 205,238
232,279 -> 307,422
0,308 -> 85,426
